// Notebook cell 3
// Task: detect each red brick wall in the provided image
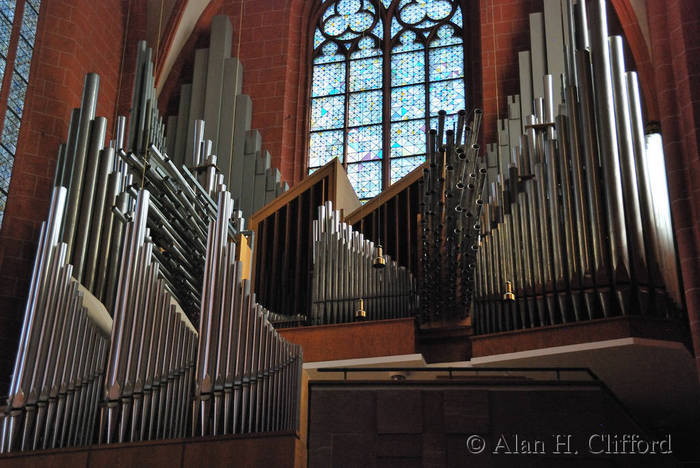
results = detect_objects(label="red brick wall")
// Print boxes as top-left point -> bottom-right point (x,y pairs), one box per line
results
0,0 -> 127,394
478,0 -> 539,144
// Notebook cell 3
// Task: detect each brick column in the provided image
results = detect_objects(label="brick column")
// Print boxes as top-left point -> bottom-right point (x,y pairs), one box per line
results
648,0 -> 700,381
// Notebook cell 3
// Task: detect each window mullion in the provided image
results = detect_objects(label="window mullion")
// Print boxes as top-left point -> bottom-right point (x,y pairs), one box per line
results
423,43 -> 430,151
0,0 -> 26,134
381,9 -> 391,191
342,54 -> 350,170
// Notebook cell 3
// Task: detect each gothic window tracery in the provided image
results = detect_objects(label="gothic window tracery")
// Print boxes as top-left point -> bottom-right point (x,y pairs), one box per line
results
308,0 -> 467,201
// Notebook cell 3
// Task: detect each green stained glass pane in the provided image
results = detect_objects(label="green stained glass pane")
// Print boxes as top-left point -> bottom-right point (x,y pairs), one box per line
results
391,50 -> 424,87
391,84 -> 425,121
429,79 -> 465,115
429,45 -> 463,81
391,155 -> 425,184
312,62 -> 346,97
390,120 -> 427,158
349,56 -> 382,91
349,91 -> 382,126
309,130 -> 344,166
347,160 -> 382,199
311,95 -> 345,131
347,124 -> 382,162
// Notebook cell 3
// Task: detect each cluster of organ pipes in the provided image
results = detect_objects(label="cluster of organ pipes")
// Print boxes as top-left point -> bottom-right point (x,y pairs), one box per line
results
419,108 -> 484,322
309,201 -> 418,325
166,15 -> 288,219
0,187 -> 110,452
1,36 -> 302,453
473,0 -> 683,334
99,190 -> 198,444
193,190 -> 302,436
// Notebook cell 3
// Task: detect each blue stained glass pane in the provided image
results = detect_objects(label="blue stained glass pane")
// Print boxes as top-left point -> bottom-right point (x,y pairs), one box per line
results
15,37 -> 33,80
309,130 -> 344,166
0,145 -> 12,192
311,95 -> 345,131
347,124 -> 382,162
391,155 -> 425,183
1,110 -> 20,153
380,0 -> 391,7
398,0 -> 452,27
0,0 -> 14,22
312,62 -> 345,97
308,167 -> 319,176
391,51 -> 424,87
349,56 -> 381,91
371,18 -> 382,39
451,7 -> 463,28
390,119 -> 427,157
430,24 -> 462,47
391,16 -> 401,38
429,79 -> 465,115
391,84 -> 425,121
0,15 -> 11,57
314,29 -> 324,48
8,73 -> 26,117
325,0 -> 374,37
393,30 -> 423,53
429,45 -> 463,81
351,39 -> 381,59
27,0 -> 39,13
349,90 -> 382,126
0,58 -> 5,81
314,42 -> 344,64
347,160 -> 382,199
430,113 -> 460,135
20,2 -> 38,40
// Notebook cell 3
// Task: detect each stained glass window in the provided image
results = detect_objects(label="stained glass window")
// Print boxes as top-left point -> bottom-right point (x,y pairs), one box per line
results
308,0 -> 466,201
0,0 -> 40,227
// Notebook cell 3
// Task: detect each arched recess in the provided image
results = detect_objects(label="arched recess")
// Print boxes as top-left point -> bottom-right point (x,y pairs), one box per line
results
156,0 -> 317,186
155,0 -> 212,94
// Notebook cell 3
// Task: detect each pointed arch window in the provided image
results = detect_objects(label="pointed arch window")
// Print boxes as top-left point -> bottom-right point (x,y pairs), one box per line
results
308,0 -> 467,201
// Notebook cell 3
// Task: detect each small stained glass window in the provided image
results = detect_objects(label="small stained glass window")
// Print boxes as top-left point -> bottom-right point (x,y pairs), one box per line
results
308,0 -> 466,201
